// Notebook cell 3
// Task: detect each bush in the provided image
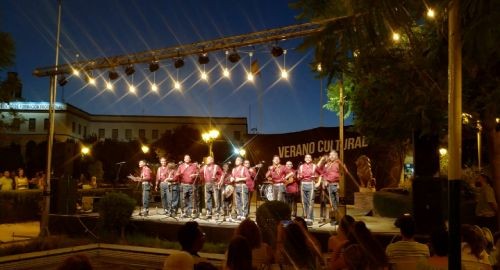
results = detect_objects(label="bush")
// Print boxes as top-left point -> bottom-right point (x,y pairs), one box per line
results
255,201 -> 291,247
98,192 -> 136,238
373,191 -> 412,218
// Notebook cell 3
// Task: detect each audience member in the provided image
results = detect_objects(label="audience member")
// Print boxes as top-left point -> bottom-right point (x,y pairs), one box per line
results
475,174 -> 498,232
177,221 -> 207,264
343,221 -> 388,270
491,232 -> 500,268
276,222 -> 323,269
328,215 -> 356,269
233,218 -> 273,268
57,254 -> 93,270
0,170 -> 13,191
293,216 -> 308,231
416,228 -> 448,270
15,168 -> 29,190
461,224 -> 491,267
163,251 -> 194,270
194,262 -> 218,270
225,235 -> 252,270
386,214 -> 430,266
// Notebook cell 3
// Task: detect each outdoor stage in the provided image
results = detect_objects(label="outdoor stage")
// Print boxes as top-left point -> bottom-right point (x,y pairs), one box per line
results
48,202 -> 399,251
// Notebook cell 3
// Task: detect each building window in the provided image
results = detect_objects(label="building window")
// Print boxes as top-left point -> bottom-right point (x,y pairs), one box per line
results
72,122 -> 76,133
98,128 -> 105,138
164,129 -> 172,137
78,124 -> 81,135
139,129 -> 146,139
125,129 -> 132,140
44,118 -> 49,131
234,131 -> 241,141
28,118 -> 36,132
152,129 -> 159,140
12,118 -> 21,131
112,129 -> 118,140
83,126 -> 87,137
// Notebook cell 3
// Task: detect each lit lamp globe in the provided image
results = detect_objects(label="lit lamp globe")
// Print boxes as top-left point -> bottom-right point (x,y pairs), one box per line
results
141,145 -> 150,154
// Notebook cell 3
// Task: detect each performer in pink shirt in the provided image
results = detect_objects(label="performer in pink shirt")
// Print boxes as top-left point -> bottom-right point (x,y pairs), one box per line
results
297,154 -> 319,224
318,150 -> 348,224
265,155 -> 287,202
155,157 -> 179,217
176,154 -> 199,218
220,162 -> 234,221
131,160 -> 152,216
231,156 -> 251,220
284,161 -> 298,217
202,156 -> 222,219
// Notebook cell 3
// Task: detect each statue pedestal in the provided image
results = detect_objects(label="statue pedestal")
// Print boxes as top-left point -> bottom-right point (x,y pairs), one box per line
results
354,188 -> 375,214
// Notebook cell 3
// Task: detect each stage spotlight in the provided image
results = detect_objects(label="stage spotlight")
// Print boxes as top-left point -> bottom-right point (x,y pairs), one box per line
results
174,58 -> 184,69
108,70 -> 119,80
124,65 -> 135,76
149,61 -> 159,72
198,53 -> 209,65
58,75 -> 68,86
271,46 -> 284,57
228,51 -> 241,63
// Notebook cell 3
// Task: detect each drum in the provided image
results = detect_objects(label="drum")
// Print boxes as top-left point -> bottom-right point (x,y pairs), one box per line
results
259,183 -> 274,201
223,185 -> 234,198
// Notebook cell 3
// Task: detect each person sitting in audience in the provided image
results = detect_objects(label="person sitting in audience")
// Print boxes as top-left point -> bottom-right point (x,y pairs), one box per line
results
15,168 -> 29,190
329,215 -> 356,269
416,228 -> 448,270
461,224 -> 491,268
233,218 -> 273,268
177,221 -> 207,264
163,251 -> 194,270
386,214 -> 430,266
0,170 -> 13,191
343,221 -> 388,270
57,254 -> 93,270
225,235 -> 253,270
276,221 -> 323,269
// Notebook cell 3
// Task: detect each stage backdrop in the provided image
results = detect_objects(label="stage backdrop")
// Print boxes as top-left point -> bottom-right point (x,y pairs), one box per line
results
244,127 -> 402,203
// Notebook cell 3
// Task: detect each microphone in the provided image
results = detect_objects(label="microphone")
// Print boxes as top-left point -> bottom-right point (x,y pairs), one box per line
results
116,161 -> 126,165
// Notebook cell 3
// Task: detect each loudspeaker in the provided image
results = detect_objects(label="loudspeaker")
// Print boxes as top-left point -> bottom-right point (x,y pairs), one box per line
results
412,177 -> 447,234
50,176 -> 77,214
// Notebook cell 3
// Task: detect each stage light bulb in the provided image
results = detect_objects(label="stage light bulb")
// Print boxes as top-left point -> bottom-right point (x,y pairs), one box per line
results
174,81 -> 181,90
281,69 -> 289,79
106,81 -> 113,90
223,68 -> 230,78
317,63 -> 322,71
88,77 -> 96,86
427,8 -> 435,18
201,71 -> 208,81
151,83 -> 158,92
247,72 -> 254,82
129,85 -> 136,93
392,32 -> 401,42
72,69 -> 80,77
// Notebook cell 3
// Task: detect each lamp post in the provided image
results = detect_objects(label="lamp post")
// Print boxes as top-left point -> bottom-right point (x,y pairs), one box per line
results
202,129 -> 220,157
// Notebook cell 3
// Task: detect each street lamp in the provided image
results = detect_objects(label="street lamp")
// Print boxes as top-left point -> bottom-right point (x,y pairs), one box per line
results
233,148 -> 246,157
202,129 -> 219,157
141,145 -> 150,154
81,146 -> 90,156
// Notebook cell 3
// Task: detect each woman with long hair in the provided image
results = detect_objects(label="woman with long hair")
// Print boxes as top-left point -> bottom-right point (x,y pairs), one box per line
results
234,218 -> 273,268
225,235 -> 252,270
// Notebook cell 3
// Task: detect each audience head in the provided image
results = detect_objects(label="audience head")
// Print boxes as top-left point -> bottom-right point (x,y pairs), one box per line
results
226,235 -> 252,270
178,221 -> 205,254
3,171 -> 10,177
351,221 -> 387,267
338,215 -> 355,236
235,219 -> 262,249
57,254 -> 93,270
395,214 -> 416,239
293,216 -> 308,231
430,228 -> 449,257
163,251 -> 194,270
281,222 -> 315,268
461,224 -> 487,260
194,262 -> 218,270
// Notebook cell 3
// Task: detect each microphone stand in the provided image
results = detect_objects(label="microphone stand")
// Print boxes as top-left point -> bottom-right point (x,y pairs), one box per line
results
115,163 -> 125,188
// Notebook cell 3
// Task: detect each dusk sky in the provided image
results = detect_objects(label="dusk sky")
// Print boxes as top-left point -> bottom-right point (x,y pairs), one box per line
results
1,0 -> 352,134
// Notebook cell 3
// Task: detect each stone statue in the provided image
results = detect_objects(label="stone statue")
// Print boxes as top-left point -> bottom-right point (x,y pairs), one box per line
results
355,155 -> 376,190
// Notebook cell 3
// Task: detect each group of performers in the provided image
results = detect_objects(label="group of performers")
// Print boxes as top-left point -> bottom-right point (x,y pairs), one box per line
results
131,150 -> 346,225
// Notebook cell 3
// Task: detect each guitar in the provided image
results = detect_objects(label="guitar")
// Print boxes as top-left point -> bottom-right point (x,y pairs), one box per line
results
127,175 -> 143,182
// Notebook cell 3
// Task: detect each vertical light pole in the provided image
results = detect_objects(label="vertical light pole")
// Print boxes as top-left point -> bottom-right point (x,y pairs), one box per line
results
202,129 -> 220,157
448,0 -> 462,268
477,120 -> 482,170
40,0 -> 62,238
338,73 -> 346,217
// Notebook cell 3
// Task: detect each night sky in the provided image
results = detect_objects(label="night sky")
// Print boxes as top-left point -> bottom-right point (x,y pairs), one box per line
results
1,0 -> 351,133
